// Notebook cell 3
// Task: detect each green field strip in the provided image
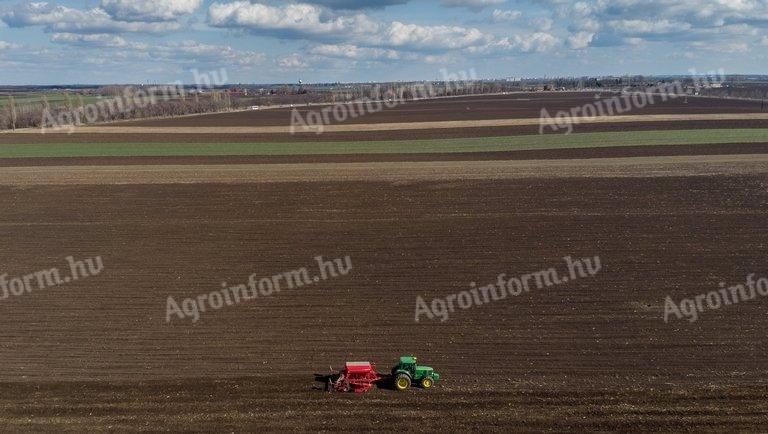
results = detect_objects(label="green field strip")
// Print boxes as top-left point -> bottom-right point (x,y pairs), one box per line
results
0,94 -> 107,107
0,129 -> 767,158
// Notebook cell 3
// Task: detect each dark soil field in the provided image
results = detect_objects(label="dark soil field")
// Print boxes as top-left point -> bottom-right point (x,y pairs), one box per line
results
2,174 -> 768,430
4,119 -> 768,144
116,92 -> 767,127
1,142 -> 768,167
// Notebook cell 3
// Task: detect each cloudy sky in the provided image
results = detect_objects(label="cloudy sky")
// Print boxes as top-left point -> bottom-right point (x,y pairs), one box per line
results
0,0 -> 766,84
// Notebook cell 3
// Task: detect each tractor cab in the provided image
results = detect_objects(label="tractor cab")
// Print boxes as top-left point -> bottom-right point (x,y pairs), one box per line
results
392,355 -> 440,391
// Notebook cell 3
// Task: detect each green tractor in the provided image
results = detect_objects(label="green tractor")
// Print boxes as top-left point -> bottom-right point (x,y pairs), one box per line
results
391,356 -> 440,391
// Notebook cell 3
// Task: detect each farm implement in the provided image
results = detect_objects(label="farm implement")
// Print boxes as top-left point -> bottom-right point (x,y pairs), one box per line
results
326,361 -> 382,393
320,356 -> 440,393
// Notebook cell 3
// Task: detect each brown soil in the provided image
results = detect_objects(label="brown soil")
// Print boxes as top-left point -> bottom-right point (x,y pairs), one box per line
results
24,113 -> 768,135
2,154 -> 768,185
114,92 -> 766,127
1,378 -> 766,431
1,175 -> 768,429
2,142 -> 768,167
3,119 -> 768,144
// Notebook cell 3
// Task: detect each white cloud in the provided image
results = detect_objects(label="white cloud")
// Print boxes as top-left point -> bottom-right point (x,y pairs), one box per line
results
668,50 -> 696,60
530,17 -> 553,30
571,1 -> 593,17
1,2 -> 180,33
49,34 -> 265,66
278,53 -> 309,69
153,40 -> 266,65
208,2 -> 377,38
728,42 -> 750,53
307,0 -> 409,9
571,16 -> 600,33
567,31 -> 594,49
208,2 -> 492,51
607,19 -> 691,36
559,0 -> 768,47
385,21 -> 489,50
762,36 -> 768,46
509,32 -> 559,52
100,0 -> 202,22
51,33 -> 149,50
691,40 -> 750,53
441,0 -> 506,11
584,0 -> 768,27
491,9 -> 521,23
307,43 -> 460,65
0,41 -> 19,50
716,24 -> 759,36
468,32 -> 559,54
309,44 -> 402,60
422,53 -> 454,64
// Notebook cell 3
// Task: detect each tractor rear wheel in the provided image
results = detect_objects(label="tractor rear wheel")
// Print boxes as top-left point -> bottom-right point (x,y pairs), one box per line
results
421,377 -> 434,389
394,373 -> 411,391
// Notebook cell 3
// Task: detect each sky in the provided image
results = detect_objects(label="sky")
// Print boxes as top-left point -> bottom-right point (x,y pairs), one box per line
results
0,0 -> 766,85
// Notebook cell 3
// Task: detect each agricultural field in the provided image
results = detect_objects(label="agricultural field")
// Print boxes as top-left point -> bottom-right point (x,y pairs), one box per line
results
119,91 -> 768,127
0,91 -> 107,108
1,92 -> 768,431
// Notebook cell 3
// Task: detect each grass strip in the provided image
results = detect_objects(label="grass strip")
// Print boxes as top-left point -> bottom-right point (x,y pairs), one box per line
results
0,129 -> 766,158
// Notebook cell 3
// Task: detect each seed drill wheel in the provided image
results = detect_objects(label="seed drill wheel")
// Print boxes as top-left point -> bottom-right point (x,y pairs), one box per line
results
394,373 -> 411,391
421,377 -> 434,389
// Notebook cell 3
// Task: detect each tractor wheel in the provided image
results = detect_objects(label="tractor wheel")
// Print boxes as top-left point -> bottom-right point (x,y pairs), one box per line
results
394,373 -> 411,391
420,377 -> 434,389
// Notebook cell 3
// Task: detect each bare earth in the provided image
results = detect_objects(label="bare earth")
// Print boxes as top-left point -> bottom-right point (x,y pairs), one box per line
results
1,142 -> 767,167
3,119 -> 768,144
112,91 -> 767,127
1,168 -> 768,430
1,154 -> 768,185
10,113 -> 768,135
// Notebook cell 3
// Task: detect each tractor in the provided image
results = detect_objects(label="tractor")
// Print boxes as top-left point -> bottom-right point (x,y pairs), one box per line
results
318,356 -> 440,393
391,356 -> 440,391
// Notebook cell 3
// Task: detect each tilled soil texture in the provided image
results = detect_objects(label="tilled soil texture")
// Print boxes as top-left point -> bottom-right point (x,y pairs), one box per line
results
5,119 -> 768,144
3,142 -> 768,167
109,92 -> 767,127
1,176 -> 768,430
3,155 -> 768,185
2,378 -> 768,431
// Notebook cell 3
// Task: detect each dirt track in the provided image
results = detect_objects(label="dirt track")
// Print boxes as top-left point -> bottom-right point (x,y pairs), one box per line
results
2,174 -> 768,430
